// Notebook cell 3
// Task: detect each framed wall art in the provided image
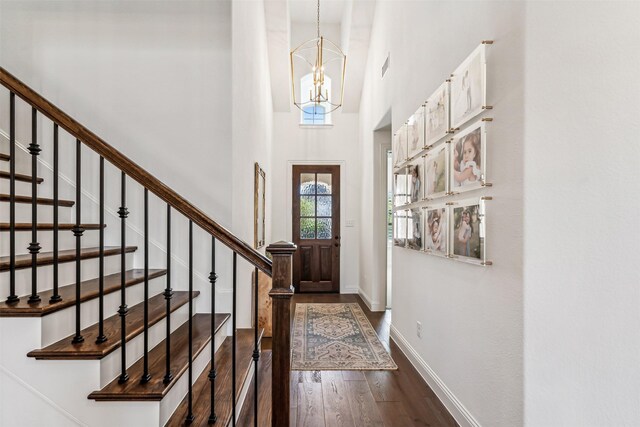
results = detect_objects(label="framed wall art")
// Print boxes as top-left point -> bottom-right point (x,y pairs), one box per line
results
393,211 -> 408,247
450,44 -> 487,130
425,81 -> 450,147
407,207 -> 423,250
407,105 -> 425,159
254,162 -> 266,248
393,169 -> 409,207
450,197 -> 491,265
450,120 -> 487,194
424,204 -> 448,257
392,124 -> 408,168
406,159 -> 423,204
423,142 -> 448,199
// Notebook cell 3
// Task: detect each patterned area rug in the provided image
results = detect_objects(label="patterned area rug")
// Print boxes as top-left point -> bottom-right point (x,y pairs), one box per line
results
291,303 -> 398,370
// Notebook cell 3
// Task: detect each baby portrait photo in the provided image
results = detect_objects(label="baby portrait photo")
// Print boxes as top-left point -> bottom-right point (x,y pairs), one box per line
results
425,143 -> 447,198
407,208 -> 423,250
426,206 -> 448,256
407,105 -> 425,159
392,125 -> 407,168
451,122 -> 484,192
407,162 -> 422,203
450,44 -> 486,129
425,81 -> 450,146
453,203 -> 483,260
393,211 -> 407,247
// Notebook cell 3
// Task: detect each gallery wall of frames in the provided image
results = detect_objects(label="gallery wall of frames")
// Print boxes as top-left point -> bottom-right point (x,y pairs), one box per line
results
392,42 -> 494,266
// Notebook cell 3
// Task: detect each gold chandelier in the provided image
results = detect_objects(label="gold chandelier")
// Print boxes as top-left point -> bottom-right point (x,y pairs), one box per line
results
290,0 -> 346,114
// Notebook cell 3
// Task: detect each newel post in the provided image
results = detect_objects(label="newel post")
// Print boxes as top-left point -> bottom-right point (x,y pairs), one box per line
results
266,241 -> 296,427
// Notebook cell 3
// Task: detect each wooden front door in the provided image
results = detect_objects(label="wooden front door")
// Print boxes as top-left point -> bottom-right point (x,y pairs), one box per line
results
292,165 -> 340,293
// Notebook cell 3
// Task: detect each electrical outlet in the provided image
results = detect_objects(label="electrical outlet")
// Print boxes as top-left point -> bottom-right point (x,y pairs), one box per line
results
416,321 -> 423,338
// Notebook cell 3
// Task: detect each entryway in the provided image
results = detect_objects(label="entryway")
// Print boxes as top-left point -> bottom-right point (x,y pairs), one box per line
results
292,165 -> 341,293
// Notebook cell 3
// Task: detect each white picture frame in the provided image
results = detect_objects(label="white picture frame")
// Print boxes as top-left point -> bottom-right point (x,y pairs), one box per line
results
406,158 -> 423,204
392,124 -> 408,168
393,211 -> 408,247
425,81 -> 450,147
450,44 -> 487,130
449,197 -> 491,266
423,142 -> 448,200
407,207 -> 423,251
423,203 -> 449,257
450,120 -> 487,194
393,168 -> 409,207
407,105 -> 425,159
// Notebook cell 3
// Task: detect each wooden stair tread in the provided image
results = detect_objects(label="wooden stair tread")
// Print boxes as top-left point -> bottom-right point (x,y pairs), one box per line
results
27,291 -> 198,360
0,269 -> 166,317
0,246 -> 137,272
0,223 -> 105,231
0,194 -> 75,207
88,313 -> 231,401
166,328 -> 264,427
0,171 -> 43,183
0,153 -> 9,161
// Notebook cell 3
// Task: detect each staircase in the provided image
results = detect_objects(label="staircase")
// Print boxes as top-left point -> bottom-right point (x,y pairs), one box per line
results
0,67 -> 295,427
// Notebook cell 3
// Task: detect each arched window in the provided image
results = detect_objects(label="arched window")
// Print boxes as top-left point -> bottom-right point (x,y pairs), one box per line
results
300,73 -> 332,125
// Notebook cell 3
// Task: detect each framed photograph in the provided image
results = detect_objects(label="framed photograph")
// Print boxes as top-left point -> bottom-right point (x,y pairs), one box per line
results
392,124 -> 408,168
450,44 -> 487,130
406,159 -> 423,204
425,81 -> 450,147
254,162 -> 266,248
393,169 -> 409,207
393,211 -> 408,247
423,142 -> 448,199
424,204 -> 448,257
450,198 -> 490,265
450,120 -> 486,193
407,105 -> 425,159
407,207 -> 423,250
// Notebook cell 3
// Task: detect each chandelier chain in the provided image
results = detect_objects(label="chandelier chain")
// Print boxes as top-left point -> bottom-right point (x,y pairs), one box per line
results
317,0 -> 320,38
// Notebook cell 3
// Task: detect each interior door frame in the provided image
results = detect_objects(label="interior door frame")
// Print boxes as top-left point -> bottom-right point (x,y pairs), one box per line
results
288,161 -> 344,292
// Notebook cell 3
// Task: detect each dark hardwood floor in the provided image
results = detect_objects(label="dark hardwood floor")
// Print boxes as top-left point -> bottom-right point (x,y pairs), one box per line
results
239,293 -> 459,426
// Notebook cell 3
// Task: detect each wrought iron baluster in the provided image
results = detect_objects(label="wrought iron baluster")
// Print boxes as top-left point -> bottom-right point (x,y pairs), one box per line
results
186,220 -> 194,424
141,188 -> 151,383
7,92 -> 18,304
232,252 -> 237,425
208,236 -> 218,424
96,157 -> 106,343
253,266 -> 260,427
49,124 -> 61,304
163,204 -> 173,384
71,140 -> 84,344
117,172 -> 129,383
27,107 -> 41,304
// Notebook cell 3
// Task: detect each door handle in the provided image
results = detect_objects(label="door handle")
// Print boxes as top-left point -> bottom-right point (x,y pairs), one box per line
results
334,243 -> 340,247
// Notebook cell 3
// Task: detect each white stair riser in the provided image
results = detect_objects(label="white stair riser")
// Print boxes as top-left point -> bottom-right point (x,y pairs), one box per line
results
0,229 -> 100,256
0,202 -> 74,223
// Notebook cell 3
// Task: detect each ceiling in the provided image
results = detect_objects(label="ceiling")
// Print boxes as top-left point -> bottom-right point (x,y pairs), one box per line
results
265,0 -> 375,114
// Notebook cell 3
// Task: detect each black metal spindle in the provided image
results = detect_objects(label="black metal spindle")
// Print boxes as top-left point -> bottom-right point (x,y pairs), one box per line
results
186,220 -> 194,424
49,124 -> 61,304
71,140 -> 84,344
6,92 -> 18,304
163,204 -> 173,384
232,252 -> 237,425
252,266 -> 260,427
208,236 -> 217,424
96,157 -> 106,343
117,172 -> 129,383
141,188 -> 151,383
27,107 -> 41,304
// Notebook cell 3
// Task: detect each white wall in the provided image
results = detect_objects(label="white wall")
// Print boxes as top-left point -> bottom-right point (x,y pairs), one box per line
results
231,0 -> 274,327
523,2 -> 640,425
271,111 -> 361,293
359,1 -> 525,425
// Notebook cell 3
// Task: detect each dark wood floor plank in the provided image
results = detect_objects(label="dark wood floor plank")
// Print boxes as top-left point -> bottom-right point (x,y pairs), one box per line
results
322,370 -> 356,427
27,291 -> 197,359
0,246 -> 137,271
89,313 -> 230,401
365,370 -> 405,402
0,193 -> 75,207
344,379 -> 384,426
377,401 -> 417,427
297,382 -> 325,427
0,269 -> 166,317
341,371 -> 366,381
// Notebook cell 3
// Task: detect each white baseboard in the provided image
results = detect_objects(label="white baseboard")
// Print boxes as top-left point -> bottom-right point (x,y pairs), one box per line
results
389,325 -> 481,427
357,288 -> 386,312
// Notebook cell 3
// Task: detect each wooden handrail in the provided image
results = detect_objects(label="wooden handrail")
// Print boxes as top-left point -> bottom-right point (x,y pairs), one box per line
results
0,66 -> 272,276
